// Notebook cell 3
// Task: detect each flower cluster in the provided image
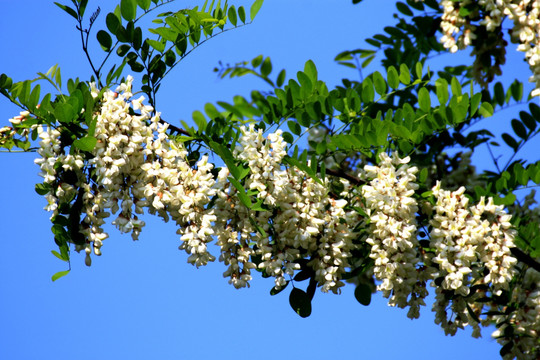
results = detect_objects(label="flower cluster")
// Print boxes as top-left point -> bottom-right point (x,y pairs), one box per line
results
492,268 -> 540,360
359,153 -> 525,341
214,125 -> 360,293
430,182 -> 517,336
33,77 -> 217,266
437,0 -> 540,95
362,153 -> 429,318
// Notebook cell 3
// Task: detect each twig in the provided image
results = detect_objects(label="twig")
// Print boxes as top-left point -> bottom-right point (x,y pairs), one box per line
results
511,247 -> 540,273
325,167 -> 365,185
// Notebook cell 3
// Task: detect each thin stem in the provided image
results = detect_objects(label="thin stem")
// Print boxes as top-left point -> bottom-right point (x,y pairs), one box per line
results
325,167 -> 365,185
75,5 -> 102,86
486,142 -> 502,173
0,148 -> 38,153
502,130 -> 540,171
353,55 -> 364,83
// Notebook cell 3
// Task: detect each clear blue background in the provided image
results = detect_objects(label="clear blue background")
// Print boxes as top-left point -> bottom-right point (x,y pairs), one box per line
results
0,1 -> 532,359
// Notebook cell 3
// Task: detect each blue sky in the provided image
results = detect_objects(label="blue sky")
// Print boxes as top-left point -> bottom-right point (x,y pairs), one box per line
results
0,0 -> 532,359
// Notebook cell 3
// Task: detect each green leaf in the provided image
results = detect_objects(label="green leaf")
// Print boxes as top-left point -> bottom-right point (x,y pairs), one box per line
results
97,30 -> 113,51
54,2 -> 78,19
511,119 -> 528,140
106,12 -> 121,34
117,44 -> 131,56
362,78 -> 374,103
396,2 -> 413,16
276,69 -> 286,87
79,0 -> 89,17
500,342 -> 514,357
387,66 -> 399,89
250,0 -> 264,20
372,71 -> 386,96
494,82 -> 505,106
283,155 -> 322,185
470,93 -> 482,116
204,103 -> 221,119
51,270 -> 70,282
418,87 -> 431,112
51,250 -> 68,262
287,120 -> 301,135
164,49 -> 176,66
399,64 -> 410,85
0,73 -> 13,90
502,133 -> 519,151
510,80 -> 523,102
361,55 -> 374,68
415,61 -> 423,80
238,6 -> 246,23
133,27 -> 143,50
54,103 -> 74,123
520,111 -> 537,132
270,282 -> 289,295
478,102 -> 493,118
251,54 -> 263,68
147,39 -> 165,53
408,0 -> 424,11
192,110 -> 207,131
228,6 -> 238,26
260,57 -> 272,78
210,141 -> 245,180
289,288 -> 312,318
228,177 -> 252,208
282,131 -> 294,144
315,141 -> 327,155
136,0 -> 151,10
120,0 -> 137,21
73,136 -> 97,152
35,183 -> 51,196
354,283 -> 372,306
294,270 -> 313,282
297,71 -> 312,94
529,103 -> 540,121
28,84 -> 41,110
450,77 -> 462,96
304,60 -> 318,84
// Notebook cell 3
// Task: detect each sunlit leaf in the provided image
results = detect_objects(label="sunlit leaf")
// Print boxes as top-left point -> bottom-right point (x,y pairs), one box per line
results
51,270 -> 70,282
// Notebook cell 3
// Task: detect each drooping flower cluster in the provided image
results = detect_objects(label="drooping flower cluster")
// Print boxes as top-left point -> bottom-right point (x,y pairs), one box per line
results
362,153 -> 430,318
492,268 -> 540,360
358,152 -> 528,342
214,125 -> 360,293
431,182 -> 517,295
437,0 -> 540,95
429,182 -> 518,336
33,77 -> 217,266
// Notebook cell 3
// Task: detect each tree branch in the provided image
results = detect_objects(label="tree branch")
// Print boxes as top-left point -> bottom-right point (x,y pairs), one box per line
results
511,247 -> 540,273
159,117 -> 190,136
325,167 -> 365,185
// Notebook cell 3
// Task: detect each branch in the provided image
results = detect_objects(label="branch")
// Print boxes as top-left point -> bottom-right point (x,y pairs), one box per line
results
159,116 -> 190,136
325,167 -> 365,186
511,247 -> 540,273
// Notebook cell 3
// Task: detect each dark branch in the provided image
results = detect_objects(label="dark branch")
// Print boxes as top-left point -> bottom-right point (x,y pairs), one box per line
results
159,117 -> 191,136
325,167 -> 365,185
511,247 -> 540,273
